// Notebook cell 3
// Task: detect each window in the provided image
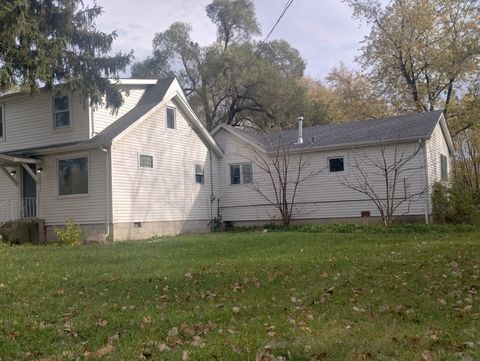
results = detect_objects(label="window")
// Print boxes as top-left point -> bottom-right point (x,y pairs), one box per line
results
58,156 -> 88,196
139,154 -> 153,168
440,154 -> 448,180
195,164 -> 204,184
328,157 -> 344,172
53,95 -> 70,128
230,163 -> 253,185
0,105 -> 4,140
166,107 -> 176,129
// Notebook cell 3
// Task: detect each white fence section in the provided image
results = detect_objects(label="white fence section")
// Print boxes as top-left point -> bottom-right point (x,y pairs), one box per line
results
0,198 -> 36,225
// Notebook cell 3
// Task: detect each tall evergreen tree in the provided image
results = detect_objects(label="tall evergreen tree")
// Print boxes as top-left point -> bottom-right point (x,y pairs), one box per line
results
0,0 -> 132,109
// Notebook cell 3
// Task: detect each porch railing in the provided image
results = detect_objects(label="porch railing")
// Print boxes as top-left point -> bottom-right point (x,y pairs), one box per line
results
0,198 -> 37,226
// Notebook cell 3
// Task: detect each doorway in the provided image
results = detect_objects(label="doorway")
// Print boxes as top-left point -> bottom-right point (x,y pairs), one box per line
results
21,164 -> 37,218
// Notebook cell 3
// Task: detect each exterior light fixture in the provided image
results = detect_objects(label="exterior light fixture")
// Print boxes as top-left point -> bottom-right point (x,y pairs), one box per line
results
10,170 -> 16,176
36,168 -> 43,174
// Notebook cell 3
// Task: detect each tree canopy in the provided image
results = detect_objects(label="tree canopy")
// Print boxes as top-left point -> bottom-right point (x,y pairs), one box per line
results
0,0 -> 132,109
132,0 -> 307,130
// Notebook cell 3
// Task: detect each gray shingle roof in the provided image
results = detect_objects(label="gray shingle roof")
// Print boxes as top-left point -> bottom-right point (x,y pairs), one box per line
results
232,111 -> 443,151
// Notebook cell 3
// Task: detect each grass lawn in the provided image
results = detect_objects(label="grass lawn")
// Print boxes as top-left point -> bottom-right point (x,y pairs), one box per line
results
0,228 -> 479,360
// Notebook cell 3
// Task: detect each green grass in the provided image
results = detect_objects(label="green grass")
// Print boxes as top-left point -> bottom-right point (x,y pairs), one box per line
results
0,228 -> 479,360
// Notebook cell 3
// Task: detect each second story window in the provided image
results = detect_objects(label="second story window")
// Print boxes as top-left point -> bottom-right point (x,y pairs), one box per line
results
440,154 -> 448,180
0,105 -> 4,140
166,107 -> 176,129
139,154 -> 153,168
53,95 -> 70,128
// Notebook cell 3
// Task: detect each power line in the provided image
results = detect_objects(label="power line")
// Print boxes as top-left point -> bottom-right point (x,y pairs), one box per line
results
244,0 -> 295,77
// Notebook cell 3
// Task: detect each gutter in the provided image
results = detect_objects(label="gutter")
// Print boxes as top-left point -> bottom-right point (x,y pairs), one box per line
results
100,146 -> 111,240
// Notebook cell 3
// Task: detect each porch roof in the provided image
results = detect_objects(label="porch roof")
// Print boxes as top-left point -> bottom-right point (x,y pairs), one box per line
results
0,153 -> 43,167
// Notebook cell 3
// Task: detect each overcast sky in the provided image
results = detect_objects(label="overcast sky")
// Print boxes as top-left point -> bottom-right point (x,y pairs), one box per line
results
84,0 -> 372,80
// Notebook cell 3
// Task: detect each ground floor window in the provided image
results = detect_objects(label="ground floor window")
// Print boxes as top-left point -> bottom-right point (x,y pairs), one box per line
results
58,156 -> 89,196
230,162 -> 253,185
195,164 -> 204,184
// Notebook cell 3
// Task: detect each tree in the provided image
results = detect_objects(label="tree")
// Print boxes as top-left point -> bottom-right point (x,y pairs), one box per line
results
346,0 -> 480,116
340,139 -> 427,225
0,0 -> 132,109
132,0 -> 307,130
243,127 -> 320,226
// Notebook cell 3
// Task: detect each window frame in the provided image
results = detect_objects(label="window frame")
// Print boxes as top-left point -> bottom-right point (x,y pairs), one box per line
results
166,106 -> 176,130
440,154 -> 448,180
195,164 -> 205,184
52,94 -> 71,129
138,154 -> 154,169
56,154 -> 90,198
0,104 -> 4,141
327,156 -> 345,173
229,162 -> 253,185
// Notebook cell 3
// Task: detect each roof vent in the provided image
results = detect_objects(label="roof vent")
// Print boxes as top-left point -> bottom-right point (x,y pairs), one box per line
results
296,116 -> 304,144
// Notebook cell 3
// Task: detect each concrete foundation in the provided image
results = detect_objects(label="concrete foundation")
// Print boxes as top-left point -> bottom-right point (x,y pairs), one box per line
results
112,220 -> 211,241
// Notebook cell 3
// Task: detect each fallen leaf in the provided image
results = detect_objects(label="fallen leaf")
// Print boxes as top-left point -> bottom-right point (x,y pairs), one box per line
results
182,350 -> 189,361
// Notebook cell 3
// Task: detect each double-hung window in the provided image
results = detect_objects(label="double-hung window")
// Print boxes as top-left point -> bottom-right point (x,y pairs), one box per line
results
195,164 -> 204,184
58,156 -> 89,196
53,95 -> 70,128
440,154 -> 448,180
230,162 -> 253,185
166,107 -> 176,129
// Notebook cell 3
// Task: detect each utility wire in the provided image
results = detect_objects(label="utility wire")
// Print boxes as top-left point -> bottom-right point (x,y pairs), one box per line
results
244,0 -> 295,77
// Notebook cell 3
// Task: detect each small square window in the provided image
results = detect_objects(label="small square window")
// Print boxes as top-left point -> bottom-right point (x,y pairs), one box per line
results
440,154 -> 448,180
139,154 -> 153,168
329,157 -> 344,172
53,95 -> 70,128
166,107 -> 176,129
195,164 -> 204,184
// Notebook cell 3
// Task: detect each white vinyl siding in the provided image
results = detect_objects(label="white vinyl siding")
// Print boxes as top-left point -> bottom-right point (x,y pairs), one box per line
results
92,86 -> 147,135
37,149 -> 107,225
0,91 -> 89,153
214,128 -> 427,222
111,99 -> 218,224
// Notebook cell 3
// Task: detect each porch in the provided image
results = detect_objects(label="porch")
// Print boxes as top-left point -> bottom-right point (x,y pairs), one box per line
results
0,153 -> 42,225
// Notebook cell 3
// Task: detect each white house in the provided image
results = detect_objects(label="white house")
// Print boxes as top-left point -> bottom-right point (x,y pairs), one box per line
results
0,77 -> 454,241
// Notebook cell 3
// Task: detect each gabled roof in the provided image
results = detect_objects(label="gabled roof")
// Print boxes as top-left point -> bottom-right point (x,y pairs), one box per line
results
5,78 -> 224,157
214,110 -> 454,154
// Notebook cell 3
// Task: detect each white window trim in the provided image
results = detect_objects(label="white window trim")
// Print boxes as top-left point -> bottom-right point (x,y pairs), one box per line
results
56,153 -> 90,199
229,162 -> 253,185
195,164 -> 205,185
327,156 -> 346,174
0,104 -> 5,141
166,106 -> 176,130
138,153 -> 154,169
52,94 -> 72,130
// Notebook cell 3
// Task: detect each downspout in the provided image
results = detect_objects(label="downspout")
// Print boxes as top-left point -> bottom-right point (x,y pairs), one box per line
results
100,147 -> 111,239
420,139 -> 430,224
209,150 -> 215,231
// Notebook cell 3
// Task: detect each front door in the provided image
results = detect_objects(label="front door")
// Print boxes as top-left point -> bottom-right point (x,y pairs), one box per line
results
21,165 -> 37,218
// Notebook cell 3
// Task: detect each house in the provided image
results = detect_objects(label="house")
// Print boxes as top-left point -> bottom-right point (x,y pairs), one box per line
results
212,111 -> 454,226
0,78 -> 223,241
0,77 -> 454,241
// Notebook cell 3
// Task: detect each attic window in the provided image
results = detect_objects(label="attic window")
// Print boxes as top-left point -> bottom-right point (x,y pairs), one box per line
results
440,154 -> 448,180
166,107 -> 176,129
53,95 -> 70,128
328,157 -> 344,172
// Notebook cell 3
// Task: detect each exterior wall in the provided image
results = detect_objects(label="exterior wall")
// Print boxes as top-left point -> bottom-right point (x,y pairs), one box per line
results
0,166 -> 20,222
214,128 -> 428,223
92,86 -> 146,135
110,98 -> 219,239
426,121 -> 451,186
0,91 -> 89,152
37,149 -> 108,228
